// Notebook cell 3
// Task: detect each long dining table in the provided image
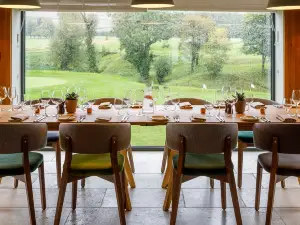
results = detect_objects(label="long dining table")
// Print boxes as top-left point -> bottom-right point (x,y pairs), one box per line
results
0,104 -> 298,189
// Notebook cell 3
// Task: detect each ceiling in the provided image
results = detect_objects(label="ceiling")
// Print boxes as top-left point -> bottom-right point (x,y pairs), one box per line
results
38,0 -> 271,12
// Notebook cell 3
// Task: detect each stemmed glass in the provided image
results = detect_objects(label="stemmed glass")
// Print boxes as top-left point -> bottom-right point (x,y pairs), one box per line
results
292,90 -> 300,116
87,94 -> 96,110
171,94 -> 180,111
215,90 -> 225,116
78,88 -> 87,111
163,86 -> 171,111
282,98 -> 293,116
135,89 -> 144,116
6,87 -> 17,111
246,93 -> 254,111
52,90 -> 64,117
204,99 -> 214,117
41,90 -> 51,117
152,86 -> 161,111
123,90 -> 133,108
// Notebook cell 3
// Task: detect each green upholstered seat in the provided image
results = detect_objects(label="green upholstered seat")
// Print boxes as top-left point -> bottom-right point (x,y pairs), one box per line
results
238,131 -> 254,143
69,153 -> 124,176
0,152 -> 43,177
173,153 -> 227,176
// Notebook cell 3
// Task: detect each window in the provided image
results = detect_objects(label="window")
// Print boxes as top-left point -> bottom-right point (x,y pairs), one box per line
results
24,11 -> 274,146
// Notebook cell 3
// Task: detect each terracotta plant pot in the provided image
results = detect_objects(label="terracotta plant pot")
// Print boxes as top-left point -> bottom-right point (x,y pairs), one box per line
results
65,99 -> 78,113
235,101 -> 246,114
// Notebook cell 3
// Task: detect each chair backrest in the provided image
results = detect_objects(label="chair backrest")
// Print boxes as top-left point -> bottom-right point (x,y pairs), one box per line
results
0,123 -> 47,154
165,98 -> 210,105
245,98 -> 278,105
253,123 -> 300,154
93,98 -> 123,105
59,123 -> 131,154
166,123 -> 238,154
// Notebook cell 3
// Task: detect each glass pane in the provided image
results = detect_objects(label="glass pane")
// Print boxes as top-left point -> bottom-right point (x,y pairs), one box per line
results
25,11 -> 273,146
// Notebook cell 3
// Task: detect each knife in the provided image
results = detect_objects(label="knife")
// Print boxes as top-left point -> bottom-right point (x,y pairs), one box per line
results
34,115 -> 46,123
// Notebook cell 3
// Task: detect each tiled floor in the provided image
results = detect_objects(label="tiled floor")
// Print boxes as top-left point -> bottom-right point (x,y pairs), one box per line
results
0,150 -> 300,225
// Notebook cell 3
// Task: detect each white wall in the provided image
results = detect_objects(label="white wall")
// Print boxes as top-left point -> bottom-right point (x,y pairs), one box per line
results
11,10 -> 21,103
275,11 -> 284,102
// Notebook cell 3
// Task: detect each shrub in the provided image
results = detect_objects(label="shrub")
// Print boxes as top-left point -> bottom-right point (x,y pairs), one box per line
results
154,56 -> 172,84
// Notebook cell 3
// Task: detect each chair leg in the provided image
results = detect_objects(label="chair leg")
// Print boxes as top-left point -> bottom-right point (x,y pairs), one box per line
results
228,170 -> 242,225
170,171 -> 182,225
54,168 -> 69,225
255,163 -> 263,211
81,179 -> 86,188
298,178 -> 300,185
265,172 -> 277,225
163,166 -> 173,211
124,175 -> 132,211
114,172 -> 126,225
221,181 -> 226,210
14,178 -> 19,188
72,181 -> 78,210
210,178 -> 214,189
53,142 -> 61,188
38,163 -> 46,210
162,149 -> 177,189
238,141 -> 246,188
127,146 -> 135,173
281,180 -> 285,189
24,172 -> 36,225
161,144 -> 168,173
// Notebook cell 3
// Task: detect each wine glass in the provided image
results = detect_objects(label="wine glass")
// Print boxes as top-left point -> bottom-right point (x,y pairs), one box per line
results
292,90 -> 300,116
78,88 -> 87,111
282,98 -> 293,116
204,100 -> 214,117
152,86 -> 161,111
215,90 -> 225,116
41,90 -> 51,117
171,94 -> 180,111
163,86 -> 171,111
87,94 -> 96,110
135,89 -> 144,116
123,90 -> 133,108
246,93 -> 254,111
6,87 -> 17,111
52,90 -> 64,117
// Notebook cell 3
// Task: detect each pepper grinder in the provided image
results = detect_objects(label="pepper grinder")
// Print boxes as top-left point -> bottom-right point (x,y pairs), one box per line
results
58,101 -> 65,115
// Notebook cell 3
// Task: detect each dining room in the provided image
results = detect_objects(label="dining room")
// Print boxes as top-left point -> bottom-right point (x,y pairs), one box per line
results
0,0 -> 300,225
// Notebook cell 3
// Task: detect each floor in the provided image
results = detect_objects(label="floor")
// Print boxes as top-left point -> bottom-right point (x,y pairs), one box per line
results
0,150 -> 300,225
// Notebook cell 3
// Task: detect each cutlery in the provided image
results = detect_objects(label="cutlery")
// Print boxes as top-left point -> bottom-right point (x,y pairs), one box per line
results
80,115 -> 86,122
261,117 -> 271,123
124,115 -> 130,122
121,114 -> 127,122
173,115 -> 180,122
216,115 -> 222,122
220,116 -> 225,123
34,115 -> 46,123
216,115 -> 225,123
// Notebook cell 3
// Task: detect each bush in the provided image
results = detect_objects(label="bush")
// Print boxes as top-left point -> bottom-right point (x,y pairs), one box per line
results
154,56 -> 172,84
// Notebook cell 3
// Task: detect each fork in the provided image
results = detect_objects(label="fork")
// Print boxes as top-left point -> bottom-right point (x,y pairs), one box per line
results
173,115 -> 180,122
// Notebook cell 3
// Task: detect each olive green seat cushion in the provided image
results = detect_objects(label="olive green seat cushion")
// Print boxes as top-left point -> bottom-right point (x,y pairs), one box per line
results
0,152 -> 43,177
238,131 -> 254,143
173,153 -> 227,176
69,153 -> 124,176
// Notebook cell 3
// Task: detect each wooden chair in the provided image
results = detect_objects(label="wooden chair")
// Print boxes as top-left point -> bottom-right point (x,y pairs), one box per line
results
237,98 -> 279,188
0,123 -> 47,225
77,97 -> 135,189
163,123 -> 242,225
54,123 -> 132,225
254,123 -> 300,225
161,98 -> 214,189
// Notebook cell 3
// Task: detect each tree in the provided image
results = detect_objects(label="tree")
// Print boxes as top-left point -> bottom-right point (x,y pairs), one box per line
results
179,15 -> 215,73
242,14 -> 271,76
51,13 -> 85,71
113,12 -> 175,81
81,13 -> 99,73
203,28 -> 230,78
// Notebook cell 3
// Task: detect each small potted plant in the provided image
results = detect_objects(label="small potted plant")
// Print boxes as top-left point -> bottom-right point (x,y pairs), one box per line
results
65,92 -> 79,113
234,92 -> 246,114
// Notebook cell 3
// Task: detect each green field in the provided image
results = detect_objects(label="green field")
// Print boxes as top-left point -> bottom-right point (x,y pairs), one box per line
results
25,36 -> 270,146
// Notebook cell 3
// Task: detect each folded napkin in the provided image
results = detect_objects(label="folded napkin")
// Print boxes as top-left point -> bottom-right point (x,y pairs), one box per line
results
9,114 -> 29,122
251,102 -> 265,109
95,116 -> 111,122
151,115 -> 169,121
130,104 -> 142,109
98,102 -> 112,109
179,102 -> 193,109
191,115 -> 206,123
276,114 -> 297,123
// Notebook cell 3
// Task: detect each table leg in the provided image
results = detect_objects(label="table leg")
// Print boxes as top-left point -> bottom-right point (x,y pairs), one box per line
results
120,150 -> 136,188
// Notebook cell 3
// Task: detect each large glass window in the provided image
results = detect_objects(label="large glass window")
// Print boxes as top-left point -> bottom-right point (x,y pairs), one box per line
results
25,11 -> 273,146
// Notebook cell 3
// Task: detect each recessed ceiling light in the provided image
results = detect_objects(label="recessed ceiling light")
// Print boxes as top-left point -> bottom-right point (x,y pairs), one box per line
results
0,0 -> 41,9
267,0 -> 300,10
131,0 -> 174,8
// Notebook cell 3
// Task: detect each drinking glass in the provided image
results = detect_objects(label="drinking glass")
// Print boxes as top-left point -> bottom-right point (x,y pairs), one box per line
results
6,87 -> 17,111
163,86 -> 171,111
0,86 -> 6,111
123,90 -> 133,108
41,90 -> 51,117
246,93 -> 254,111
204,100 -> 214,117
292,90 -> 300,116
78,88 -> 87,111
282,98 -> 293,116
52,90 -> 64,117
135,89 -> 144,116
171,94 -> 180,111
87,94 -> 96,110
152,86 -> 161,111
215,90 -> 225,116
